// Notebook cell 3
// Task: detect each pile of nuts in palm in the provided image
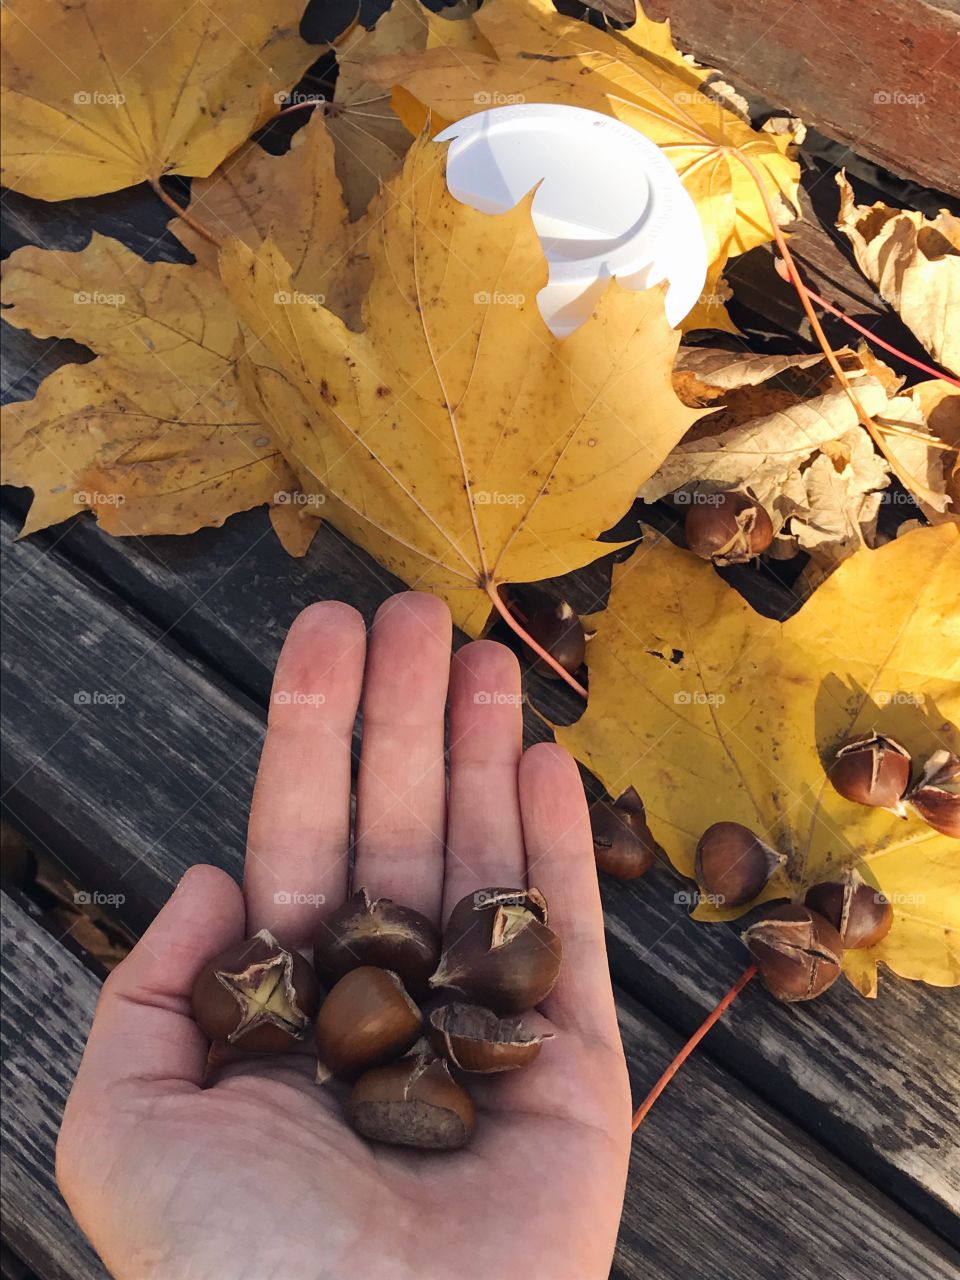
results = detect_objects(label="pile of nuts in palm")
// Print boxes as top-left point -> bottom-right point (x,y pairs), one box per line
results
192,887 -> 561,1150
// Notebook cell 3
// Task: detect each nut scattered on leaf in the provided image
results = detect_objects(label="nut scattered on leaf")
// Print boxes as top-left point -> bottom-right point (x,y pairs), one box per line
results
191,929 -> 320,1052
349,1051 -> 476,1150
427,1002 -> 550,1073
804,869 -> 893,951
906,751 -> 960,838
827,732 -> 911,816
695,821 -> 785,906
430,888 -> 562,1014
742,905 -> 844,1002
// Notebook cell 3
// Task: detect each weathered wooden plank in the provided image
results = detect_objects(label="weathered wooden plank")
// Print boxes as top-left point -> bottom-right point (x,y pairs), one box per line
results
2,509 -> 959,1250
642,0 -> 960,197
2,892 -> 956,1280
0,895 -> 109,1280
0,512 -> 253,936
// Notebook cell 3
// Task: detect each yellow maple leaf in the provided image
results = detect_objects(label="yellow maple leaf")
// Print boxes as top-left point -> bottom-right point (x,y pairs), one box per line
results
556,525 -> 960,996
220,131 -> 700,635
1,234 -> 296,538
329,0 -> 487,219
1,0 -> 318,199
359,0 -> 800,333
836,174 -> 960,375
170,112 -> 371,328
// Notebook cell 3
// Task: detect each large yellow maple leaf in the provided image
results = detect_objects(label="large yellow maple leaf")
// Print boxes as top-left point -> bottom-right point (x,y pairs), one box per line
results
360,0 -> 800,332
557,526 -> 960,995
1,0 -> 318,199
220,131 -> 700,635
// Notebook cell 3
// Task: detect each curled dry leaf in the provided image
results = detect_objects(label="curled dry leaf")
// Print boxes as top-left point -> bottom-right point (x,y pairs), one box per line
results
555,525 -> 960,996
0,0 -> 318,199
836,173 -> 960,374
358,0 -> 800,334
651,347 -> 896,576
877,381 -> 960,527
219,132 -> 700,636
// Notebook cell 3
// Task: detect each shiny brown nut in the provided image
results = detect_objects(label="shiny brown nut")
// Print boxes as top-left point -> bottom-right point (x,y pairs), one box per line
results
742,904 -> 843,1002
907,750 -> 960,838
429,888 -> 562,1015
427,1003 -> 551,1073
191,929 -> 320,1053
314,967 -> 422,1081
591,787 -> 661,880
804,868 -> 893,950
314,888 -> 440,995
349,1052 -> 476,1149
695,821 -> 785,906
527,601 -> 586,678
684,492 -> 774,565
827,732 -> 911,815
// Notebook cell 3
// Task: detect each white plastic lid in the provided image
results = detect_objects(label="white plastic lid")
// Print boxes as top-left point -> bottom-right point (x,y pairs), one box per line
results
436,104 -> 707,337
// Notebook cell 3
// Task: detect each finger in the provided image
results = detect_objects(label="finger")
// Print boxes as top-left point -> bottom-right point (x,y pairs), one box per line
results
443,640 -> 526,919
67,866 -> 245,1102
353,592 -> 451,922
244,601 -> 366,946
518,744 -> 620,1044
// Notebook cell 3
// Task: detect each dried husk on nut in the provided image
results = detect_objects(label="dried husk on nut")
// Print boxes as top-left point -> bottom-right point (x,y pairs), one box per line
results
429,888 -> 562,1015
804,867 -> 892,950
191,928 -> 320,1052
314,966 -> 422,1081
349,1052 -> 476,1149
742,904 -> 843,1002
907,750 -> 960,838
428,1003 -> 551,1073
684,492 -> 774,565
591,788 -> 662,880
827,732 -> 911,814
313,888 -> 440,994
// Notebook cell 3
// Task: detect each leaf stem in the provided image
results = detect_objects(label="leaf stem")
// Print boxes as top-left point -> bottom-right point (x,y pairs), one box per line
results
632,963 -> 757,1131
778,273 -> 960,390
486,580 -> 588,699
150,178 -> 222,248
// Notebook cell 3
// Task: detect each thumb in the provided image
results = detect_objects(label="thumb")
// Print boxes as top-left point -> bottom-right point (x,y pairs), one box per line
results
67,865 -> 245,1103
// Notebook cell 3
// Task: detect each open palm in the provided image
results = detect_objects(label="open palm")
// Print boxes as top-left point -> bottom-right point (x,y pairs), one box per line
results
57,593 -> 632,1280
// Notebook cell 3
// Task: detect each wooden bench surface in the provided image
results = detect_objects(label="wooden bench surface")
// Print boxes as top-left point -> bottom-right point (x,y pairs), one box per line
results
3,24 -> 960,1275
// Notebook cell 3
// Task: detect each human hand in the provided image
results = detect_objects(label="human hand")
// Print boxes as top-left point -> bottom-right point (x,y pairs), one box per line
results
57,593 -> 632,1280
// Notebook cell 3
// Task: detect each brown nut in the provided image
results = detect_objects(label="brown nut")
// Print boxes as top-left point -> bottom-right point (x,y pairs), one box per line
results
314,967 -> 422,1081
695,821 -> 785,907
742,904 -> 844,1002
591,787 -> 661,880
527,601 -> 586,678
349,1052 -> 476,1149
907,750 -> 960,838
827,732 -> 911,815
314,888 -> 440,995
427,1003 -> 551,1073
191,929 -> 320,1052
804,868 -> 893,950
684,492 -> 774,565
429,888 -> 562,1015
